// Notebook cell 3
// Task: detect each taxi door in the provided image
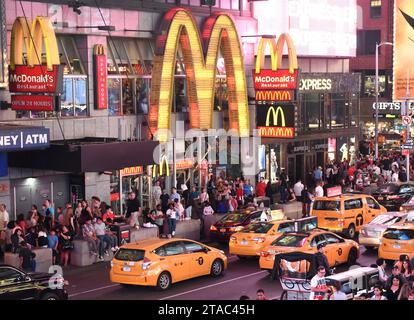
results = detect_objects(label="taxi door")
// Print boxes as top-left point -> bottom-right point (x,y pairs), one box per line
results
344,198 -> 364,231
182,241 -> 212,277
322,233 -> 348,265
162,242 -> 191,282
364,197 -> 382,223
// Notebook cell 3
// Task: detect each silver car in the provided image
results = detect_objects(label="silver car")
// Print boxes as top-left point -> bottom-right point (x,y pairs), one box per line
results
359,212 -> 407,250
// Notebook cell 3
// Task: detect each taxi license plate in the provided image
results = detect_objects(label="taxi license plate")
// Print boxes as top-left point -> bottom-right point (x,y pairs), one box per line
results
393,244 -> 401,249
123,267 -> 131,272
241,240 -> 248,245
220,228 -> 226,233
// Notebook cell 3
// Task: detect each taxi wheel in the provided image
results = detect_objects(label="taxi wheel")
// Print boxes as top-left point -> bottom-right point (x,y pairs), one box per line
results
346,224 -> 356,239
40,292 -> 60,300
210,259 -> 224,277
347,248 -> 358,266
157,272 -> 172,291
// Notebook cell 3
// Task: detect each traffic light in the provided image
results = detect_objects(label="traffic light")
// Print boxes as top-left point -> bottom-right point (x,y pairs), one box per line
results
201,0 -> 216,5
401,129 -> 407,145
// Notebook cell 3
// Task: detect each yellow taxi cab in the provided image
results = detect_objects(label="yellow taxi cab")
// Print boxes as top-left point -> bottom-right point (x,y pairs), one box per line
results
378,221 -> 414,261
312,193 -> 386,239
110,238 -> 227,290
259,229 -> 359,271
229,217 -> 317,258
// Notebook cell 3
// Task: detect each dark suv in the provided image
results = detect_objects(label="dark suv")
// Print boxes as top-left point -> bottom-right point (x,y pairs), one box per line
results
372,183 -> 414,211
0,265 -> 69,300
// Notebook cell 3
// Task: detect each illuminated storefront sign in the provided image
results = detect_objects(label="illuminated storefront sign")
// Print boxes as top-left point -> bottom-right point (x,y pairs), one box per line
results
298,73 -> 360,93
120,166 -> 144,177
149,8 -> 249,142
176,158 -> 195,170
256,103 -> 295,138
9,16 -> 63,111
394,0 -> 414,101
93,44 -> 108,110
0,127 -> 50,151
253,34 -> 299,102
153,154 -> 170,177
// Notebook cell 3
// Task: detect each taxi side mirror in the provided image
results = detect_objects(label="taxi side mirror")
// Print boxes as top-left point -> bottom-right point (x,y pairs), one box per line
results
203,247 -> 209,254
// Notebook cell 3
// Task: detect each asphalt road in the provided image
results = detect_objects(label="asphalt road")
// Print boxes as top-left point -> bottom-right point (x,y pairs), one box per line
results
64,242 -> 379,300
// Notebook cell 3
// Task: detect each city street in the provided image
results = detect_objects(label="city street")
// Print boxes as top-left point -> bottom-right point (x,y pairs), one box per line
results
64,243 -> 378,300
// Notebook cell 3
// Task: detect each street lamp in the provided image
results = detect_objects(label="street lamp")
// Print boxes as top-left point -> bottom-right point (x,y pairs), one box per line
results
375,41 -> 393,160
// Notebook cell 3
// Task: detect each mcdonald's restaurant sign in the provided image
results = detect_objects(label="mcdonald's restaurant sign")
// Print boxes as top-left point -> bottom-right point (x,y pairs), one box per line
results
9,16 -> 63,111
253,34 -> 299,102
93,44 -> 108,110
149,8 -> 249,142
256,103 -> 295,138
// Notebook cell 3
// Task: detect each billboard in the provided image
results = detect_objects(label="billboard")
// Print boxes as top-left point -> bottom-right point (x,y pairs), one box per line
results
394,0 -> 414,101
256,103 -> 295,138
149,8 -> 249,142
253,0 -> 357,57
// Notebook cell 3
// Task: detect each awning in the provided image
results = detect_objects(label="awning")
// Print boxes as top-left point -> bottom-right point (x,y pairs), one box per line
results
8,138 -> 159,172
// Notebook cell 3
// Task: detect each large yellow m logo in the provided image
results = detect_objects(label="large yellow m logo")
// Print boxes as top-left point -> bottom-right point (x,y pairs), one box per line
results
149,8 -> 249,142
255,34 -> 298,74
10,16 -> 59,71
266,106 -> 286,127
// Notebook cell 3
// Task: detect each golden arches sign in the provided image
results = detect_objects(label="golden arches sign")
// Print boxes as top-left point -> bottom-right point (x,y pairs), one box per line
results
255,34 -> 298,74
10,16 -> 59,71
152,154 -> 170,177
265,106 -> 286,127
149,8 -> 249,142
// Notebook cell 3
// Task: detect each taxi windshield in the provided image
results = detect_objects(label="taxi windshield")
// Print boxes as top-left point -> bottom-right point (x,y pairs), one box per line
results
370,215 -> 402,226
220,214 -> 246,223
313,200 -> 340,211
241,223 -> 273,234
272,235 -> 308,247
114,248 -> 145,261
383,229 -> 414,240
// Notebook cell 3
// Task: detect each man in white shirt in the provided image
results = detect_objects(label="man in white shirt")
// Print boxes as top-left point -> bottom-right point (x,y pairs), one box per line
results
376,258 -> 388,284
0,203 -> 9,242
391,170 -> 399,183
309,266 -> 329,300
314,181 -> 324,198
293,179 -> 304,202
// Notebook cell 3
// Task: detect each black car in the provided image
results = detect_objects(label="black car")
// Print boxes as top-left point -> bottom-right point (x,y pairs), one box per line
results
0,265 -> 69,300
372,183 -> 414,211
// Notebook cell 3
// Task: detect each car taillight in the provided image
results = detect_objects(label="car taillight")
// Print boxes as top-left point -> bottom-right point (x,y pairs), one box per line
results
210,225 -> 217,231
142,257 -> 152,270
253,237 -> 265,243
260,251 -> 269,257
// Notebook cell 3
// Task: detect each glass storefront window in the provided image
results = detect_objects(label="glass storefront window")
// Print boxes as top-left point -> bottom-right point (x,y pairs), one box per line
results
136,78 -> 150,114
61,78 -> 74,117
304,93 -> 321,130
122,79 -> 134,115
108,78 -> 122,116
232,0 -> 240,10
331,93 -> 346,128
350,93 -> 358,127
74,78 -> 87,116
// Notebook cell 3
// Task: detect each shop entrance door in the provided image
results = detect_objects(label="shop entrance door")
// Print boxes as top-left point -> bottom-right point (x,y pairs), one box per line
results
295,154 -> 304,183
305,153 -> 317,177
287,156 -> 295,183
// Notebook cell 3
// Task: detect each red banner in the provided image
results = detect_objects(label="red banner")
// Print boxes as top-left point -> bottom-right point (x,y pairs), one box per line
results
253,69 -> 299,91
9,65 -> 63,94
94,54 -> 108,109
11,95 -> 55,111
